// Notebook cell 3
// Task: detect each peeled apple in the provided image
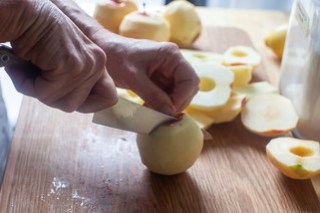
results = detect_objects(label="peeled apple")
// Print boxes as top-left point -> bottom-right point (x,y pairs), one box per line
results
136,114 -> 204,175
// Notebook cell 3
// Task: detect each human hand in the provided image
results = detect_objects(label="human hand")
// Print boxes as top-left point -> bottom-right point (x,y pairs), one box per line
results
0,0 -> 117,113
50,0 -> 199,116
93,32 -> 200,116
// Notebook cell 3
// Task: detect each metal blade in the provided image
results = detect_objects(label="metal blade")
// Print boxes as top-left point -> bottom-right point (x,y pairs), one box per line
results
93,97 -> 176,134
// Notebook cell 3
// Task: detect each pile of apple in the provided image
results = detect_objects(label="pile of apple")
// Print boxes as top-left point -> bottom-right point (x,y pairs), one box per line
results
93,0 -> 202,48
183,47 -> 320,180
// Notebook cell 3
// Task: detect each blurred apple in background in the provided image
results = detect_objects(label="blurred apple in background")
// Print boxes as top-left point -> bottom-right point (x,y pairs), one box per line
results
222,45 -> 261,67
94,0 -> 138,33
163,0 -> 202,48
119,9 -> 170,42
265,24 -> 288,58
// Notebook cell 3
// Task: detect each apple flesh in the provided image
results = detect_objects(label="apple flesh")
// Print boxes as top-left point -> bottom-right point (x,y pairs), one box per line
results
229,65 -> 253,87
241,93 -> 299,136
265,24 -> 288,58
163,0 -> 202,48
136,114 -> 204,175
223,45 -> 261,67
190,63 -> 234,110
119,11 -> 170,42
93,0 -> 138,33
266,137 -> 320,180
116,88 -> 144,105
205,94 -> 245,124
232,81 -> 278,97
180,49 -> 223,65
184,107 -> 215,129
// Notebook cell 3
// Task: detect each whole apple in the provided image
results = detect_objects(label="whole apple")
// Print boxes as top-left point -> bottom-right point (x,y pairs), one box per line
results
163,0 -> 202,48
93,0 -> 138,33
119,11 -> 170,42
136,114 -> 204,175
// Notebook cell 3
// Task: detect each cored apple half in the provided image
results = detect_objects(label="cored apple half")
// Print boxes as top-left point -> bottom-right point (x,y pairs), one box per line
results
241,93 -> 299,136
266,137 -> 320,180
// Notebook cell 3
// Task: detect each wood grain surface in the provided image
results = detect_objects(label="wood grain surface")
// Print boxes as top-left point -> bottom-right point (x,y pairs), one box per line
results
0,26 -> 319,213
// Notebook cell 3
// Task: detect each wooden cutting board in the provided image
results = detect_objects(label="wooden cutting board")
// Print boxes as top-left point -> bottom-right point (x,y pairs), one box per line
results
0,27 -> 319,213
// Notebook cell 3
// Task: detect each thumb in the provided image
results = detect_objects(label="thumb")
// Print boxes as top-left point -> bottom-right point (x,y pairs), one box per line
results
132,77 -> 176,116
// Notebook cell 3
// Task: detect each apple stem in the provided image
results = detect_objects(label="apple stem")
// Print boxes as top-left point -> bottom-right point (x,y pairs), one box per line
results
142,2 -> 147,15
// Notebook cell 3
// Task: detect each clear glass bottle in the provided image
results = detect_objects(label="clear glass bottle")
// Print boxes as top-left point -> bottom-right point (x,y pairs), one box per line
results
280,0 -> 320,140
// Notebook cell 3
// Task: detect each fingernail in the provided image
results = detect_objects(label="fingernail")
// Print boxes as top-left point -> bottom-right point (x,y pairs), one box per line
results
161,106 -> 175,116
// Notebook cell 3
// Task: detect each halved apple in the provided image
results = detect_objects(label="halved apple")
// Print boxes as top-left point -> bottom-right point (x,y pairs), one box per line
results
136,114 -> 204,175
229,65 -> 253,87
266,137 -> 320,180
180,49 -> 223,65
223,45 -> 261,67
190,63 -> 234,110
232,81 -> 278,97
241,93 -> 299,136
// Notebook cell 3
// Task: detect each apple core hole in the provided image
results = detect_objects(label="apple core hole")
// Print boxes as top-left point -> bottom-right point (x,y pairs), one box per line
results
231,50 -> 247,57
289,146 -> 314,157
199,77 -> 216,92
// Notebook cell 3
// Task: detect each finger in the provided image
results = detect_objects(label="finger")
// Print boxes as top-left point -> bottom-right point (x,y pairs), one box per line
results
133,75 -> 176,116
4,67 -> 36,97
171,60 -> 199,113
77,71 -> 118,113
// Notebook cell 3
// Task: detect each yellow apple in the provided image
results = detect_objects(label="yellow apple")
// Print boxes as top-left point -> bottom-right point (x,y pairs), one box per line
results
93,0 -> 138,33
136,114 -> 204,175
229,65 -> 253,87
232,81 -> 278,97
190,63 -> 234,110
223,45 -> 261,67
241,93 -> 299,137
205,94 -> 245,124
184,107 -> 215,129
163,0 -> 202,48
265,24 -> 288,58
266,137 -> 320,180
119,11 -> 170,42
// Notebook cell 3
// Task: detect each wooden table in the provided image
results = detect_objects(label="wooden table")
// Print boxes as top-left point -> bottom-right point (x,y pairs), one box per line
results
1,6 -> 320,213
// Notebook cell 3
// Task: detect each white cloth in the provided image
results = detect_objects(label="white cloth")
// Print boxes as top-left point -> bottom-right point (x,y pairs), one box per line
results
0,82 -> 10,143
0,82 -> 11,182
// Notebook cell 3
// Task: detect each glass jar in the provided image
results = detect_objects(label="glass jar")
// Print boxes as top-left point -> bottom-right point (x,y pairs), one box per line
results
280,0 -> 320,140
